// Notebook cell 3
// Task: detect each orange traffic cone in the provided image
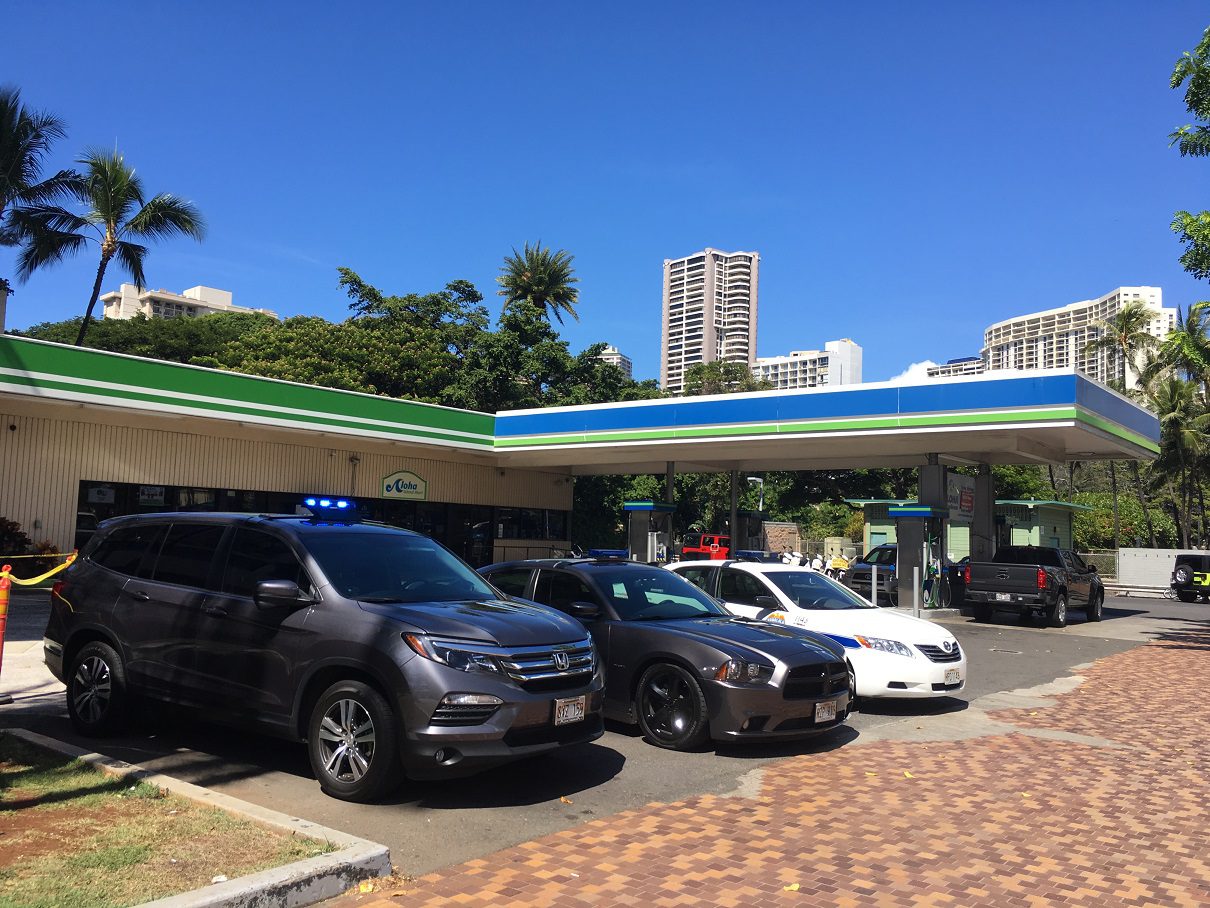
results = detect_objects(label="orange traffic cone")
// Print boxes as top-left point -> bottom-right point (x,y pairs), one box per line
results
0,565 -> 11,705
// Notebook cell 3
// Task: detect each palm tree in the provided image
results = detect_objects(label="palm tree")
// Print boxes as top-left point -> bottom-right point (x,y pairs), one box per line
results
1082,300 -> 1161,390
13,149 -> 205,345
1148,376 -> 1210,546
1081,301 -> 1162,549
497,242 -> 579,324
0,86 -> 78,252
1146,300 -> 1210,387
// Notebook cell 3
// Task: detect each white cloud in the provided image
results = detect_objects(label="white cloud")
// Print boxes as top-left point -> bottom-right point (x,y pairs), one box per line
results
887,360 -> 940,384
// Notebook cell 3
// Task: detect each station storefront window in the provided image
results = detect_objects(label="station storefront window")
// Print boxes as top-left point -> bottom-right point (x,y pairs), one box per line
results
76,481 -> 568,568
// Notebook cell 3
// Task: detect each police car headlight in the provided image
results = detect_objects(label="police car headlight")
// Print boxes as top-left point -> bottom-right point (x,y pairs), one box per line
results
854,635 -> 913,658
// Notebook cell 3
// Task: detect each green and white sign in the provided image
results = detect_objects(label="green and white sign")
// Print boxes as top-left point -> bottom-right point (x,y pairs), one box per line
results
382,470 -> 427,500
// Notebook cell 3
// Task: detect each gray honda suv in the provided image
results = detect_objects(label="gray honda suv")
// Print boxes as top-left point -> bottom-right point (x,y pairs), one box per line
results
43,505 -> 603,802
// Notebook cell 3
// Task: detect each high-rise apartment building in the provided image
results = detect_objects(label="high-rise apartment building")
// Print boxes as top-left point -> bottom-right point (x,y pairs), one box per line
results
661,248 -> 759,394
981,287 -> 1173,388
598,344 -> 633,380
754,339 -> 863,389
101,284 -> 278,321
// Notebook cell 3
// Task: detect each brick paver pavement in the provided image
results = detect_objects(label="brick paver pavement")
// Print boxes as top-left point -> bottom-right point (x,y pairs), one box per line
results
336,622 -> 1210,907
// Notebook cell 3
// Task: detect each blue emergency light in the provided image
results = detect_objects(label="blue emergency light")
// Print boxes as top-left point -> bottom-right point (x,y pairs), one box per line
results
302,497 -> 358,521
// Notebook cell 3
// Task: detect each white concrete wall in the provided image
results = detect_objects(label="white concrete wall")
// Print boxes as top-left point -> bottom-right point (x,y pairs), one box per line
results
1118,548 -> 1189,587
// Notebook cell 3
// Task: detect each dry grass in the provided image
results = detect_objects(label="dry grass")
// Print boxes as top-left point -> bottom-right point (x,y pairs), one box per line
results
0,735 -> 335,908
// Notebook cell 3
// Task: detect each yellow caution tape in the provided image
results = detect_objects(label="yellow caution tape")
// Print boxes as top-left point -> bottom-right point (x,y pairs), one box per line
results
0,551 -> 78,586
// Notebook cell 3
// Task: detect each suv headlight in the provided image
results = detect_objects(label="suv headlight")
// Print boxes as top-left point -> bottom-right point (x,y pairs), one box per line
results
404,634 -> 503,675
714,659 -> 775,684
855,635 -> 913,658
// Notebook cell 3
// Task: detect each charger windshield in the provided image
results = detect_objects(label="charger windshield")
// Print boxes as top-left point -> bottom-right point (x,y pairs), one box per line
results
304,532 -> 498,602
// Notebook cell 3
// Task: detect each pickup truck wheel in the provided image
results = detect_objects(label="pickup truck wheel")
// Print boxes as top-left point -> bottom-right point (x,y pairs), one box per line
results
1087,590 -> 1104,622
1048,595 -> 1068,628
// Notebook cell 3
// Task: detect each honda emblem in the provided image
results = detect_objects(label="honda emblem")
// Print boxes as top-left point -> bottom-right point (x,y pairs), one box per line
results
553,651 -> 570,671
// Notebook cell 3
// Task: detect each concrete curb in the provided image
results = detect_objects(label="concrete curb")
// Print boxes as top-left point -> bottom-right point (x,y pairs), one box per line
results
4,728 -> 390,908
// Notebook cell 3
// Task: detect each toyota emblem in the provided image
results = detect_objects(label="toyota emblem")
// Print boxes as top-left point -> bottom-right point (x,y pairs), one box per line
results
942,640 -> 954,653
553,651 -> 571,671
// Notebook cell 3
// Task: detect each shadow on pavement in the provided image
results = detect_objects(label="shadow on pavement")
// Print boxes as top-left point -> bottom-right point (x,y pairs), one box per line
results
853,696 -> 969,718
713,723 -> 859,760
391,741 -> 626,809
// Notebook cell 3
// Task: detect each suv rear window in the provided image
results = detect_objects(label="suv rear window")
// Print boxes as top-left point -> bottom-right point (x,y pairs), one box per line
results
90,524 -> 166,577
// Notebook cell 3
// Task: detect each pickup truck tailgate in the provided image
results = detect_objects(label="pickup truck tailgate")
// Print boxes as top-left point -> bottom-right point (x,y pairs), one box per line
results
967,563 -> 1041,596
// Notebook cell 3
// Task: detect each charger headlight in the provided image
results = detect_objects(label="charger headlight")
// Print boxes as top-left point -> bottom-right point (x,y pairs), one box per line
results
404,634 -> 503,674
715,659 -> 775,684
855,635 -> 913,658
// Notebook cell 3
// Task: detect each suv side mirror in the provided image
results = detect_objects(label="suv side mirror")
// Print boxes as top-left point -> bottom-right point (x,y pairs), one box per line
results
254,579 -> 313,609
568,600 -> 600,619
753,595 -> 779,609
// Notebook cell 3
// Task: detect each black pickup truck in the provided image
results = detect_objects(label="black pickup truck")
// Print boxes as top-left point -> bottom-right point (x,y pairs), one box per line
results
963,545 -> 1104,627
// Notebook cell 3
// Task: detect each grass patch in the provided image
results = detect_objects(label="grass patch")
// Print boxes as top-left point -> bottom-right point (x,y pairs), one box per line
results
0,735 -> 336,908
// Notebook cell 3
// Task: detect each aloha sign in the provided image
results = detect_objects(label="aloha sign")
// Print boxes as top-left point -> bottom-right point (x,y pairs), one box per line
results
381,470 -> 428,501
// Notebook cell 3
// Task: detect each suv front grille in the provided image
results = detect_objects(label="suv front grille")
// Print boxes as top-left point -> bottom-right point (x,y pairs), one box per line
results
783,661 -> 849,700
915,643 -> 961,663
498,640 -> 595,692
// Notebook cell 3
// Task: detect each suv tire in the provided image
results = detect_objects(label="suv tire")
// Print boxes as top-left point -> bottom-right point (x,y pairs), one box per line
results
308,680 -> 401,803
635,663 -> 710,751
1048,594 -> 1068,628
66,641 -> 129,736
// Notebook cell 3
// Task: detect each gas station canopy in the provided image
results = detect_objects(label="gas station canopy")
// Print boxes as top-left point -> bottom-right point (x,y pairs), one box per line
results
494,371 -> 1158,474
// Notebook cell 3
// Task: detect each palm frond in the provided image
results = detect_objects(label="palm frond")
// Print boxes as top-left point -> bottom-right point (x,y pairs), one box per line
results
124,193 -> 205,242
15,226 -> 89,281
113,240 -> 148,289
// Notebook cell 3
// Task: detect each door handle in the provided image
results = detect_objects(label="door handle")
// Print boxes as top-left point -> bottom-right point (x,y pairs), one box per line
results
203,604 -> 228,617
128,590 -> 151,602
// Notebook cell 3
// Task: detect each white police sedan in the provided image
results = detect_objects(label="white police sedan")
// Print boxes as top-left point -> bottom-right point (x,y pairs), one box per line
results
667,561 -> 966,700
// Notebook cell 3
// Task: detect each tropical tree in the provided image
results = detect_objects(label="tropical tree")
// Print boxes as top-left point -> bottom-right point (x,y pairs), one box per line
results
12,149 -> 204,346
681,360 -> 771,395
1146,301 -> 1210,387
1081,300 -> 1163,548
1147,376 -> 1210,547
0,86 -> 78,259
497,242 -> 580,324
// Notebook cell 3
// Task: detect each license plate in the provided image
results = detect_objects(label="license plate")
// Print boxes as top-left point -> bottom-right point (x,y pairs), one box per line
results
995,592 -> 1012,601
814,700 -> 837,723
554,695 -> 586,726
944,668 -> 961,685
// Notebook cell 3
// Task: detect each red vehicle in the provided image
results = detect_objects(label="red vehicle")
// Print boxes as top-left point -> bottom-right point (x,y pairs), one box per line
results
680,532 -> 731,561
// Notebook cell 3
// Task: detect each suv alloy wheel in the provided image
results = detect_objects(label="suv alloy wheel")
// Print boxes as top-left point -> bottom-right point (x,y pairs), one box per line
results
308,680 -> 401,803
67,641 -> 129,736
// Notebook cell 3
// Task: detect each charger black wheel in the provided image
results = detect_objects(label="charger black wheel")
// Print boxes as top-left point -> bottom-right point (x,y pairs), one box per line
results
66,641 -> 129,736
635,663 -> 710,751
307,680 -> 401,803
846,661 -> 859,712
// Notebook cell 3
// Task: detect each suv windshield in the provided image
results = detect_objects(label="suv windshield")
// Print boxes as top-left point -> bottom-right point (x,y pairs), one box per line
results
587,566 -> 729,621
763,571 -> 875,610
304,532 -> 498,602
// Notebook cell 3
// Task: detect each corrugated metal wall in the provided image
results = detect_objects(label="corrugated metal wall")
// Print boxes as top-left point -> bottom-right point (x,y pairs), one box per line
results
0,410 -> 571,552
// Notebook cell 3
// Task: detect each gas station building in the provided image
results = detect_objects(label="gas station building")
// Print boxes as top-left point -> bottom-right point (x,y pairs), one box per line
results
0,335 -> 1159,590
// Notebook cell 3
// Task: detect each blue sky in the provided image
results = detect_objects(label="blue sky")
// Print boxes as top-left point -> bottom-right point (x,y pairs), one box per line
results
4,2 -> 1210,382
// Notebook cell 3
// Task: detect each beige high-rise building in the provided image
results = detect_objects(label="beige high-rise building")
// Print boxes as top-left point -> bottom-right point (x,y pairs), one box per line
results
661,248 -> 759,394
982,286 -> 1173,389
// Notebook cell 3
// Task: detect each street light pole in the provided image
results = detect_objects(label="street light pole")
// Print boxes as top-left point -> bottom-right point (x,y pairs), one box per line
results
746,476 -> 764,512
